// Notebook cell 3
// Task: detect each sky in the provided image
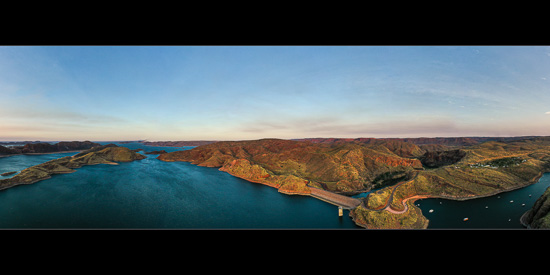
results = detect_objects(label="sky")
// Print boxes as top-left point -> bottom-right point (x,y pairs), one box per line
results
1,45 -> 550,141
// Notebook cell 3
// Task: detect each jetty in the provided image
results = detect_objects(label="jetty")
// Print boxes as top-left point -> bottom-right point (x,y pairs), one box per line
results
309,187 -> 362,209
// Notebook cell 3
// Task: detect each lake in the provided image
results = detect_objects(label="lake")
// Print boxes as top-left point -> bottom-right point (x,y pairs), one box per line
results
0,142 -> 359,229
2,142 -> 548,229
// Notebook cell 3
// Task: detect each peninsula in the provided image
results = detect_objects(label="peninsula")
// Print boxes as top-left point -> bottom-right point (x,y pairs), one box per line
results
0,144 -> 146,191
157,136 -> 550,229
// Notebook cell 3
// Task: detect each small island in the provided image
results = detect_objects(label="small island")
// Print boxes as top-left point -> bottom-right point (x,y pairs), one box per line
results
0,171 -> 17,177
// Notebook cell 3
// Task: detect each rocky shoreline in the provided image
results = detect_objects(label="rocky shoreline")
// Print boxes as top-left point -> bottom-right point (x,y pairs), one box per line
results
159,150 -> 365,216
520,209 -> 532,228
407,170 -> 548,207
0,144 -> 146,192
158,137 -> 550,229
518,174 -> 550,229
0,171 -> 17,177
351,166 -> 550,229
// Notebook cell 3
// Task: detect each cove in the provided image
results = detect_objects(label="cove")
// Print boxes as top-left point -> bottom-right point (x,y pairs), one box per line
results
0,143 -> 360,229
416,172 -> 550,229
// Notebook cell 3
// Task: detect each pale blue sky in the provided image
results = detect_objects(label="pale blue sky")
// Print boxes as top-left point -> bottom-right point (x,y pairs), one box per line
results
1,45 -> 550,141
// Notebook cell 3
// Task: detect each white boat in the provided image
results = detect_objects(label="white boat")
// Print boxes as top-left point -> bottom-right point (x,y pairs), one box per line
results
463,217 -> 469,221
522,204 -> 525,206
429,209 -> 434,213
485,206 -> 488,208
510,200 -> 514,203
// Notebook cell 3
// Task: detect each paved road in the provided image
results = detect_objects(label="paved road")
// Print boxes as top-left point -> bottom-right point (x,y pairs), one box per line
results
371,171 -> 420,213
309,187 -> 362,209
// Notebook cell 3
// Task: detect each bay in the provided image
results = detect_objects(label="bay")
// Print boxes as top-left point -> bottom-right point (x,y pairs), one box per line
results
416,172 -> 550,229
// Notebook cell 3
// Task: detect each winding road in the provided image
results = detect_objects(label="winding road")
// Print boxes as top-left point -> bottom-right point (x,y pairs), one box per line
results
305,171 -> 422,214
384,195 -> 429,214
371,172 -> 422,214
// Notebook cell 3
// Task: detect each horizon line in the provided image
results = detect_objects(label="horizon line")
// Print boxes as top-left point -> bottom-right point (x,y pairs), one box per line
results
0,135 -> 546,143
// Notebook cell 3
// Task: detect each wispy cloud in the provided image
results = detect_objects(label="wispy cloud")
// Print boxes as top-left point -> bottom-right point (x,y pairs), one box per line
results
237,115 -> 463,138
0,106 -> 125,125
545,111 -> 550,115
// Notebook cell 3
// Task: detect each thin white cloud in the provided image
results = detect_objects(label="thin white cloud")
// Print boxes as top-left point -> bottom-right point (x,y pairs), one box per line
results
545,111 -> 550,115
237,115 -> 462,138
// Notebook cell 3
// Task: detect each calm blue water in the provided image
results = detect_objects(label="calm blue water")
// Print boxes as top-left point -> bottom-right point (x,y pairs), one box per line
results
0,152 -> 76,179
416,173 -> 550,229
3,142 -> 548,229
0,143 -> 359,229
